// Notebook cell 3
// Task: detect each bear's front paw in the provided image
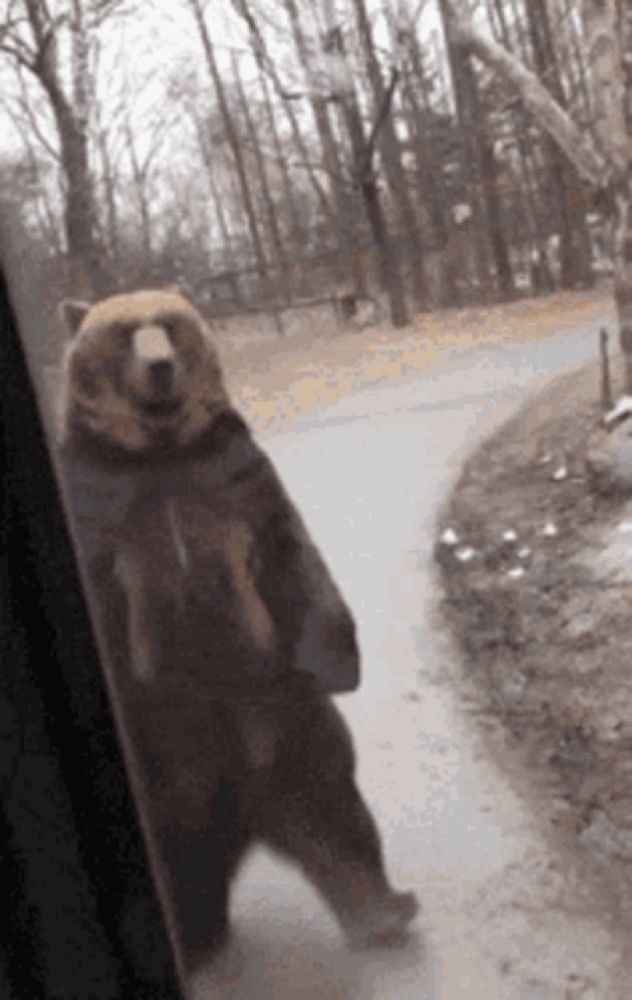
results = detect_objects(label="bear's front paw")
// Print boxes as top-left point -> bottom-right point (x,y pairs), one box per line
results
295,610 -> 360,694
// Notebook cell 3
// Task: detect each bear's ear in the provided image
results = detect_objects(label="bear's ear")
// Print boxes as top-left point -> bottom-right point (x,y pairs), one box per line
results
58,299 -> 91,336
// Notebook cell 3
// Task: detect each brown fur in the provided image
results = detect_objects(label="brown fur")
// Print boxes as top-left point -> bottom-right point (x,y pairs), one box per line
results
114,508 -> 275,685
58,287 -> 418,970
61,289 -> 229,453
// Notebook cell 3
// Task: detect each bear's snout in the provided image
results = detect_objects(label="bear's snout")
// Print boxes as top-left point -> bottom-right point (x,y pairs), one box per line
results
128,324 -> 184,409
133,324 -> 174,364
148,357 -> 175,395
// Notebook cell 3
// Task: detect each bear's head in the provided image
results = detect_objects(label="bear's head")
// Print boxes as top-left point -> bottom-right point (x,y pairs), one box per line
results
59,289 -> 229,453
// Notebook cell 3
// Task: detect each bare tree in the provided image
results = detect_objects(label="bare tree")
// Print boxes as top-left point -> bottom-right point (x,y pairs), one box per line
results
230,0 -> 335,231
333,49 -> 410,326
0,93 -> 64,251
523,0 -> 593,288
0,0 -> 129,292
446,1 -> 632,390
121,109 -> 173,260
231,0 -> 409,319
304,0 -> 411,324
279,0 -> 365,291
383,10 -> 455,305
230,49 -> 288,274
438,0 -> 516,299
186,0 -> 268,276
350,0 -> 427,306
258,65 -> 304,250
195,117 -> 237,261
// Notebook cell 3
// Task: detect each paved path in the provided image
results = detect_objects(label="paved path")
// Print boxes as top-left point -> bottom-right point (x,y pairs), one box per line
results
194,316 -> 624,1000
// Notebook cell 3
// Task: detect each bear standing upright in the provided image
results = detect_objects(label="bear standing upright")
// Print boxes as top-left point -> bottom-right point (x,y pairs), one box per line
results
56,288 -> 418,972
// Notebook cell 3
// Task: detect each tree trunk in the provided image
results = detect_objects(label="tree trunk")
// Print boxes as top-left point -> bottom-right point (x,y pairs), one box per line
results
582,0 -> 632,389
360,168 -> 409,327
479,138 -> 515,298
231,52 -> 287,275
350,0 -> 427,307
15,1 -> 103,294
191,114 -> 236,262
447,1 -> 632,390
612,187 -> 632,392
187,0 -> 267,277
208,167 -> 234,260
507,0 -> 531,64
448,15 -> 607,185
439,2 -> 497,297
341,93 -> 409,327
390,23 -> 453,305
405,34 -> 450,246
123,123 -> 153,259
488,0 -> 552,270
281,0 -> 366,295
231,0 -> 334,228
54,103 -> 102,294
36,80 -> 100,293
259,67 -> 303,250
555,0 -> 592,120
95,130 -> 119,264
524,0 -> 593,289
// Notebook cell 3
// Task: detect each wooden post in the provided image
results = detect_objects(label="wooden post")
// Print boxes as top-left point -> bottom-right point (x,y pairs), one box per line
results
331,296 -> 346,336
271,307 -> 285,337
600,327 -> 613,412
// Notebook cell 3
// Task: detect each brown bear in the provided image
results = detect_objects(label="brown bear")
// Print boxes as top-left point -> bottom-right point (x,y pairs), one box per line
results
56,289 -> 418,972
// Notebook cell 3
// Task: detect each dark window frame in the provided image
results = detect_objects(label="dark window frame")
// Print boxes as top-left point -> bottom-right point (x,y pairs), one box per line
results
0,257 -> 187,998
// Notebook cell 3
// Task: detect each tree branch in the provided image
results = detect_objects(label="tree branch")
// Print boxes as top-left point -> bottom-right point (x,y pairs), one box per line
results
448,11 -> 611,188
13,65 -> 61,161
580,0 -> 628,175
360,66 -> 400,177
230,0 -> 308,100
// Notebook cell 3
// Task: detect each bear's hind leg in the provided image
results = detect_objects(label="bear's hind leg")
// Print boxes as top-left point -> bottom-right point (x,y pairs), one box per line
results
158,793 -> 250,973
262,777 -> 418,950
256,699 -> 419,950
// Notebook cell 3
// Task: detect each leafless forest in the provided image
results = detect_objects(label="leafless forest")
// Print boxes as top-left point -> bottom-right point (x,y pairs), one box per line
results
0,1 -> 630,368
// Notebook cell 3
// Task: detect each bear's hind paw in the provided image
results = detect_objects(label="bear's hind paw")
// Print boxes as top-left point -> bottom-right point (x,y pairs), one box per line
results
344,890 -> 419,951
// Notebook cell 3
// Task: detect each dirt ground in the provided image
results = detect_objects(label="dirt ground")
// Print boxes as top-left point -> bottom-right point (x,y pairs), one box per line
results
223,290 -> 610,435
435,354 -> 632,928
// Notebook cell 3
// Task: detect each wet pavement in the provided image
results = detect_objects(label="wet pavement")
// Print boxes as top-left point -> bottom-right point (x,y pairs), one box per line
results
193,315 -> 624,1000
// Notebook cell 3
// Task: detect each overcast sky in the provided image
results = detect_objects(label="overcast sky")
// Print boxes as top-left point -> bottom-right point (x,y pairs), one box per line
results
0,0 -> 448,248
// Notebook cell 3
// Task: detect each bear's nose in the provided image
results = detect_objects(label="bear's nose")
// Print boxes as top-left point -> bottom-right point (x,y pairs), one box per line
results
149,358 -> 174,393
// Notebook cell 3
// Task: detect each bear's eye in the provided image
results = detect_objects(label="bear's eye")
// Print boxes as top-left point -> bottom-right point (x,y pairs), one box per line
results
162,321 -> 178,344
114,323 -> 136,346
76,363 -> 100,398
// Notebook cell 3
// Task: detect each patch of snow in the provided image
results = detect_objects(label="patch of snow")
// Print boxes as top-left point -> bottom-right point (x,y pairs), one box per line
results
518,547 -> 531,559
440,527 -> 459,546
455,546 -> 476,563
452,202 -> 472,225
604,395 -> 632,426
552,465 -> 568,481
503,529 -> 518,542
507,567 -> 526,579
543,523 -> 559,537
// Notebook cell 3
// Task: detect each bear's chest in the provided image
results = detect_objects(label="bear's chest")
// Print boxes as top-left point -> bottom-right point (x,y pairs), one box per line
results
61,454 -> 239,566
61,451 -> 277,678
